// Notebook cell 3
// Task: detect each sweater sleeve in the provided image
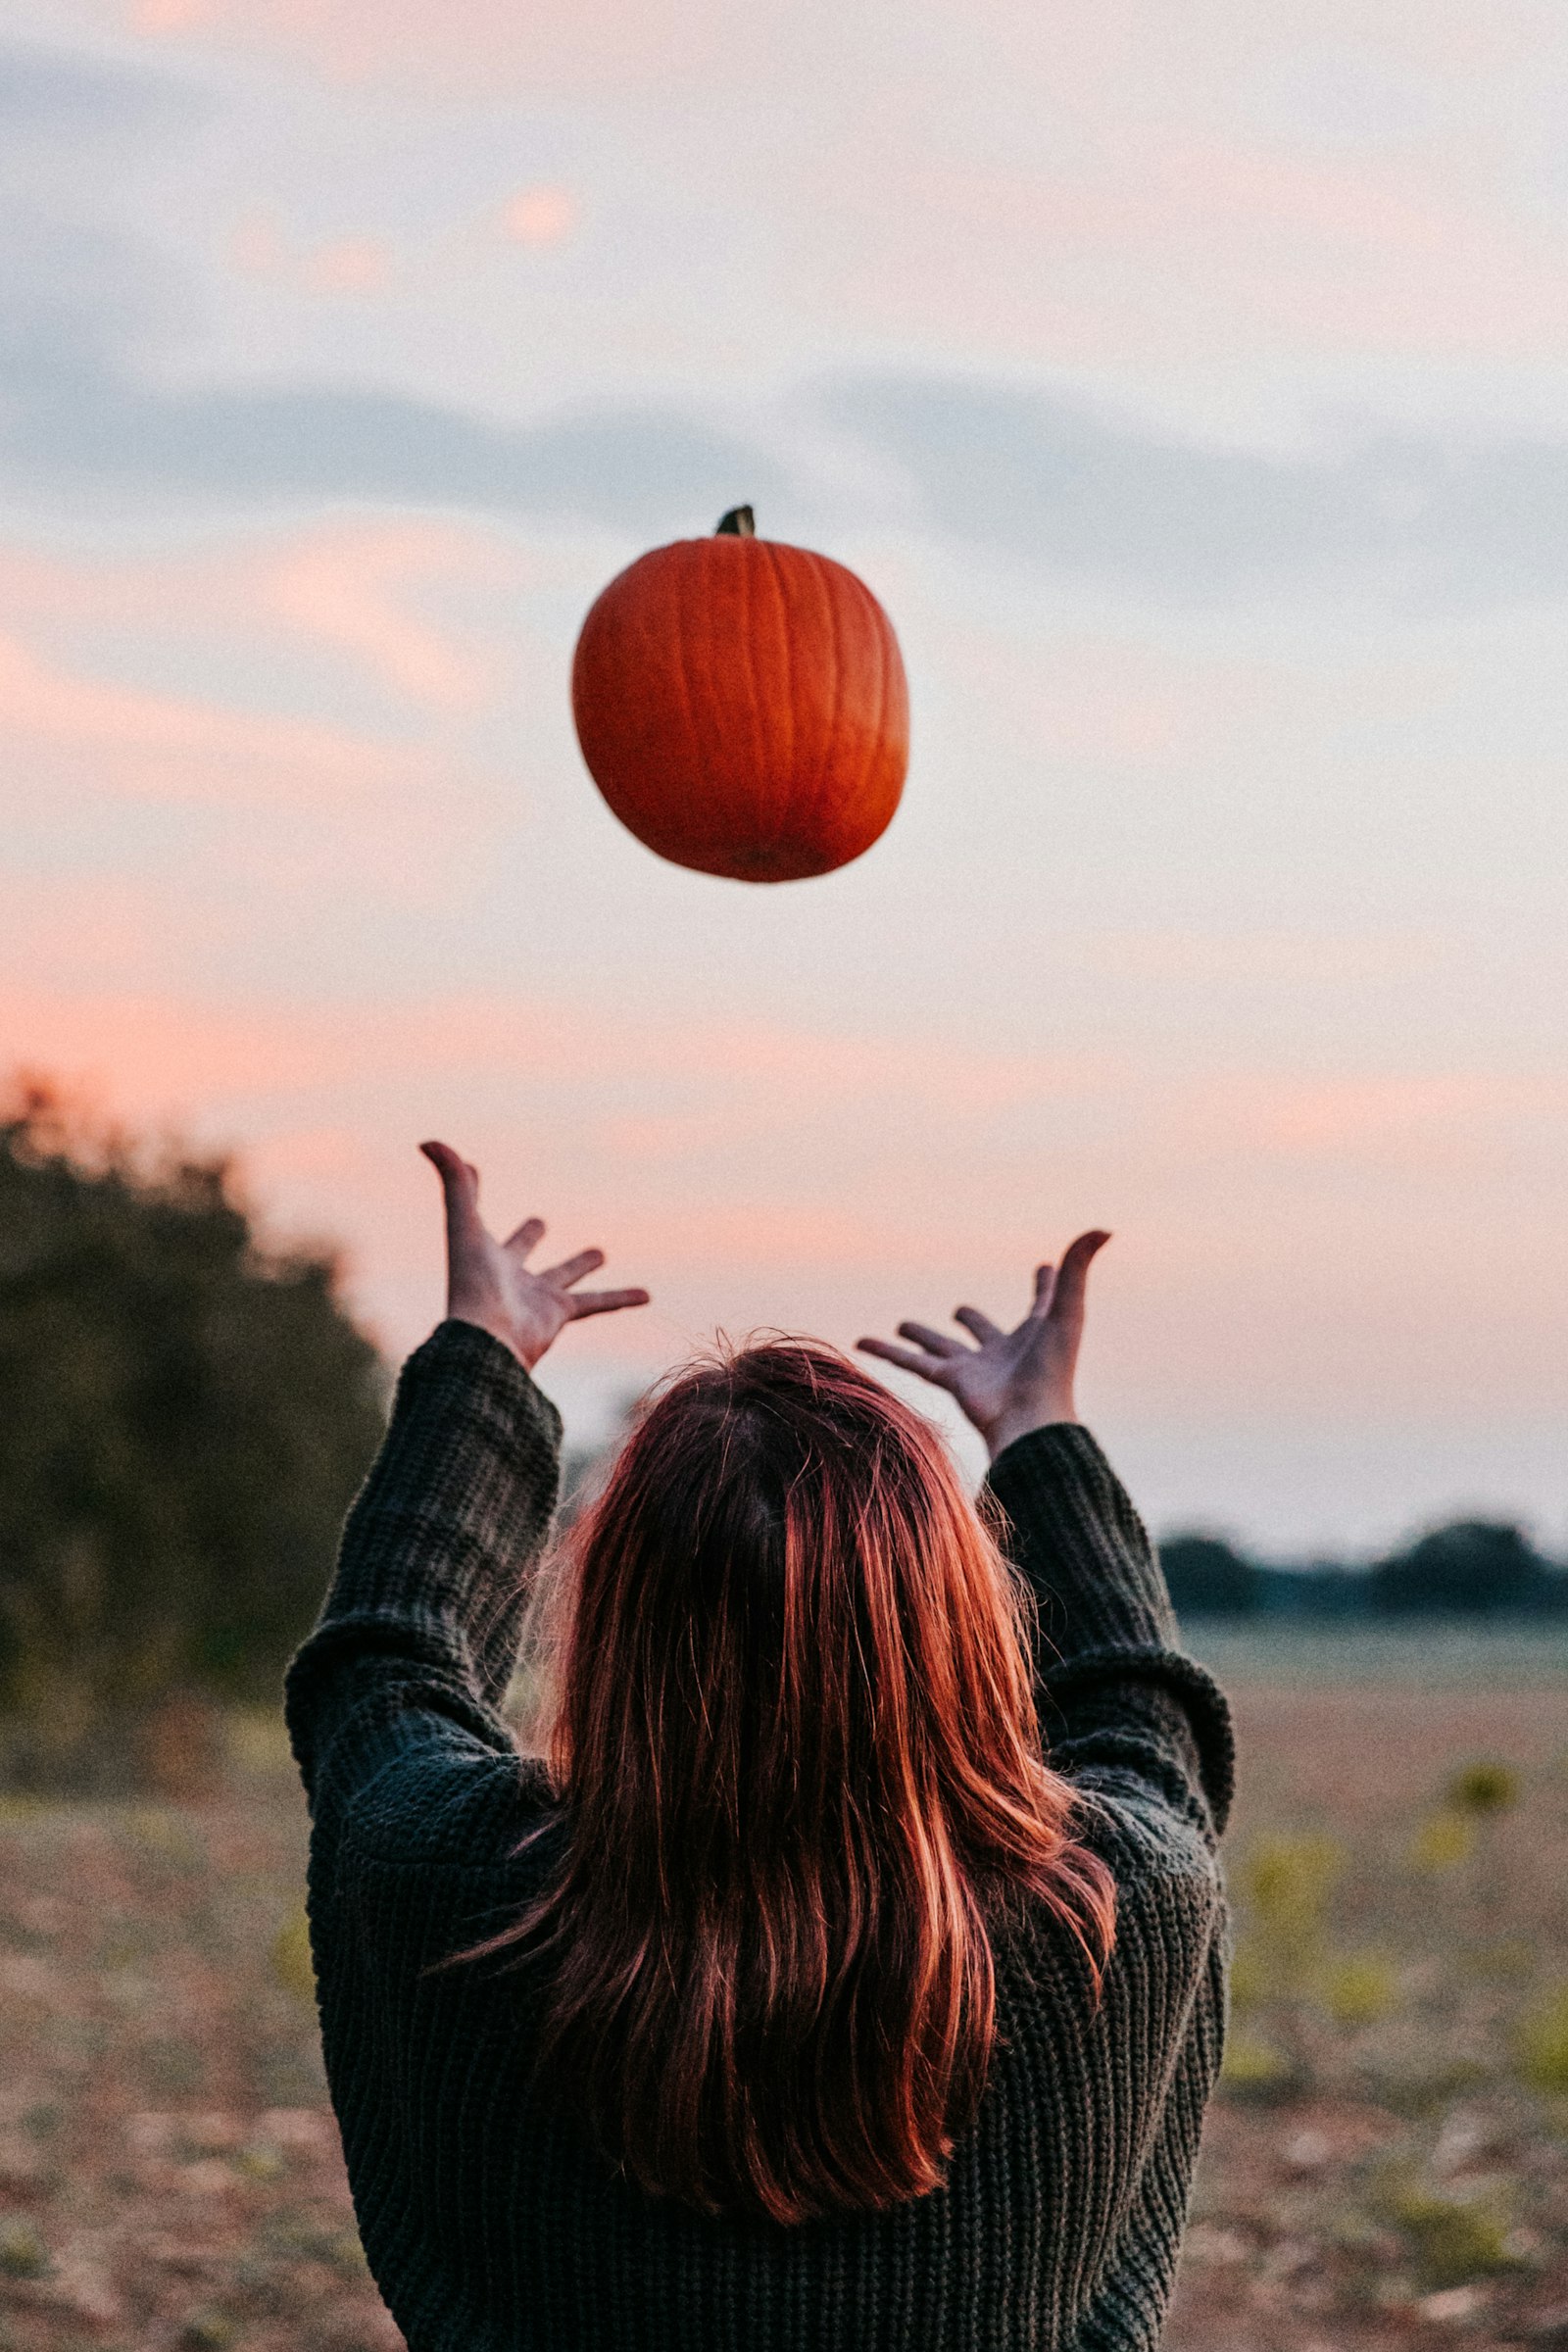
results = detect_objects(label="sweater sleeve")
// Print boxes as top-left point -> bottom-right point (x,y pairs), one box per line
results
283,1317 -> 563,1830
983,1424 -> 1234,1840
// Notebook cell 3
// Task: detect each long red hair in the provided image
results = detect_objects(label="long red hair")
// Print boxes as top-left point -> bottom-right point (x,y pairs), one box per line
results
464,1339 -> 1115,2224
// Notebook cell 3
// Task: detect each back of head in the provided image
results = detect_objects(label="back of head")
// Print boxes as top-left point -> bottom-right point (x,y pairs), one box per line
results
505,1339 -> 1114,2224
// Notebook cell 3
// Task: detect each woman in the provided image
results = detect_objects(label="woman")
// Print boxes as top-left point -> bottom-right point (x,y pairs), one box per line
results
286,1143 -> 1232,2352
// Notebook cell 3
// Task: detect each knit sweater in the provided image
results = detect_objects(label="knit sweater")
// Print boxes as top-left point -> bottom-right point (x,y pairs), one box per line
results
285,1320 -> 1234,2352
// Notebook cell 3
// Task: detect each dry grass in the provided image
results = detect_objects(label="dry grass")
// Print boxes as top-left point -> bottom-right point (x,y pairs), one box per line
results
0,1654 -> 1564,2349
0,1715 -> 395,2352
1165,1671 -> 1568,2350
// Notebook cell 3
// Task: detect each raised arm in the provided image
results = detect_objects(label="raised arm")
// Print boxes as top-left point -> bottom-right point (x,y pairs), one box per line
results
858,1234 -> 1232,1842
284,1143 -> 650,1830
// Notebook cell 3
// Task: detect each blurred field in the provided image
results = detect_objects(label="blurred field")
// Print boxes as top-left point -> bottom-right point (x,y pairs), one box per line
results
1168,1624 -> 1568,2351
0,1634 -> 1565,2351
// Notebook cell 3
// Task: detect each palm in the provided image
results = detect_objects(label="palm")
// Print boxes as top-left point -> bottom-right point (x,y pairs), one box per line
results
858,1231 -> 1108,1460
422,1142 -> 650,1371
947,1315 -> 1063,1431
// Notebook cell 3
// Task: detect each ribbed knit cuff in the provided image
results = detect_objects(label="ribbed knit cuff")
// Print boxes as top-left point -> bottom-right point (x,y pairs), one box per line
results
1044,1649 -> 1236,1835
983,1422 -> 1180,1658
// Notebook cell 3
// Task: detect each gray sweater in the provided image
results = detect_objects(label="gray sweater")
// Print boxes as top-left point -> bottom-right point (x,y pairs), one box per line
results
285,1319 -> 1233,2351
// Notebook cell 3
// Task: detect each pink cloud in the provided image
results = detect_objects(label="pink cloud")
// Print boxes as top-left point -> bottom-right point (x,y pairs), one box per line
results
117,0 -> 1560,98
0,526 -> 515,903
229,212 -> 392,295
0,623 -> 399,806
0,980 -> 1122,1351
0,875 -> 222,986
1245,1071 -> 1568,1159
121,0 -> 766,91
0,521 -> 515,715
4,967 -> 1564,1444
255,522 -> 513,710
0,983 -> 1107,1125
499,188 -> 578,250
806,114 -> 1568,361
949,0 -> 1554,87
0,618 -> 504,904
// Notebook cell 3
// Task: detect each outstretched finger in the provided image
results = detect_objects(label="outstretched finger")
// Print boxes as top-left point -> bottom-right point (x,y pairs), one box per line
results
420,1140 -> 482,1232
504,1215 -> 546,1256
541,1247 -> 605,1288
1028,1262 -> 1057,1318
897,1320 -> 968,1359
565,1286 -> 651,1320
953,1305 -> 1003,1346
857,1337 -> 956,1388
1048,1230 -> 1111,1324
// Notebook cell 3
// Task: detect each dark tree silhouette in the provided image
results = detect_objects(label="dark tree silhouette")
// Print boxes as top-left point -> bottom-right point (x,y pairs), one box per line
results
1157,1534 -> 1260,1617
1370,1520 -> 1558,1615
0,1078 -> 386,1779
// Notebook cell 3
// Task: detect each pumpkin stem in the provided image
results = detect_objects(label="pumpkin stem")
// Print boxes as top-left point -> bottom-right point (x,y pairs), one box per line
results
714,506 -> 756,537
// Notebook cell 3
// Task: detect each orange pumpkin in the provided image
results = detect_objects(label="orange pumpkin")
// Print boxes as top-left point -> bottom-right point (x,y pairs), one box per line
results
571,508 -> 908,883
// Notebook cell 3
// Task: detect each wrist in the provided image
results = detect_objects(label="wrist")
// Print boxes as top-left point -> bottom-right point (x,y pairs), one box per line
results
984,1398 -> 1078,1463
444,1308 -> 535,1369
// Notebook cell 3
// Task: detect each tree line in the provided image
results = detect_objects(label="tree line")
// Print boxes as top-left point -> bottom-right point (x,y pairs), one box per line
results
1159,1523 -> 1568,1619
0,1080 -> 386,1780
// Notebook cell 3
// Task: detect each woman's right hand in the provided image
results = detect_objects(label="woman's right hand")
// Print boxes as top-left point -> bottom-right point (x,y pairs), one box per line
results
857,1231 -> 1109,1462
421,1140 -> 650,1371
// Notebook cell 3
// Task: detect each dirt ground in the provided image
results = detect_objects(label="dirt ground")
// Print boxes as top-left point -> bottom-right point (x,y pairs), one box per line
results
1,1671 -> 1565,2351
1164,1680 -> 1568,2350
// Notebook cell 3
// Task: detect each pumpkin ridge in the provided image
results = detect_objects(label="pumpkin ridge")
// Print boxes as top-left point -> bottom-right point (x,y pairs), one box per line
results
821,557 -> 846,858
666,554 -> 707,854
762,540 -> 796,865
811,556 -> 846,848
858,575 -> 890,840
733,538 -> 774,870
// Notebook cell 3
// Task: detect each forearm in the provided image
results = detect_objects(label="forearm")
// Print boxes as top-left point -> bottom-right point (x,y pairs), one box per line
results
985,1423 -> 1177,1654
284,1319 -> 562,1797
984,1424 -> 1233,1838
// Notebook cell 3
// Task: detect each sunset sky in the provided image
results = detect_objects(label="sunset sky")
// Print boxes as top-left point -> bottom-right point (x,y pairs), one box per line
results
4,0 -> 1568,1550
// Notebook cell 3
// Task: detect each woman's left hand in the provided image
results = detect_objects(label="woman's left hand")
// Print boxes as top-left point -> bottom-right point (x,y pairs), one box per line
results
421,1140 -> 651,1370
857,1231 -> 1109,1461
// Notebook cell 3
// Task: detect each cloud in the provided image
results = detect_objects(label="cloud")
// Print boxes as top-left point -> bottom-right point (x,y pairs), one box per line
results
0,46 -> 776,532
0,620 -> 500,899
1238,1071 -> 1568,1161
802,118 -> 1568,361
229,213 -> 392,295
114,0 -> 777,93
0,211 -> 784,528
0,623 -> 374,797
0,518 -> 515,712
7,50 -> 1568,602
252,519 -> 511,707
0,37 -> 203,134
0,874 -> 220,984
825,374 -> 1568,608
0,530 -> 511,904
499,187 -> 577,250
14,188 -> 1568,607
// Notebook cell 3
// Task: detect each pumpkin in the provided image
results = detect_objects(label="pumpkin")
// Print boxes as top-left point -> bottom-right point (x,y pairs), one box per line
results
571,508 -> 908,883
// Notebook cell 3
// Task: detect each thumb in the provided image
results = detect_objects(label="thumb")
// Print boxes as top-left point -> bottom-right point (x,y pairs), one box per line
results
419,1140 -> 480,1231
1050,1229 -> 1111,1322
